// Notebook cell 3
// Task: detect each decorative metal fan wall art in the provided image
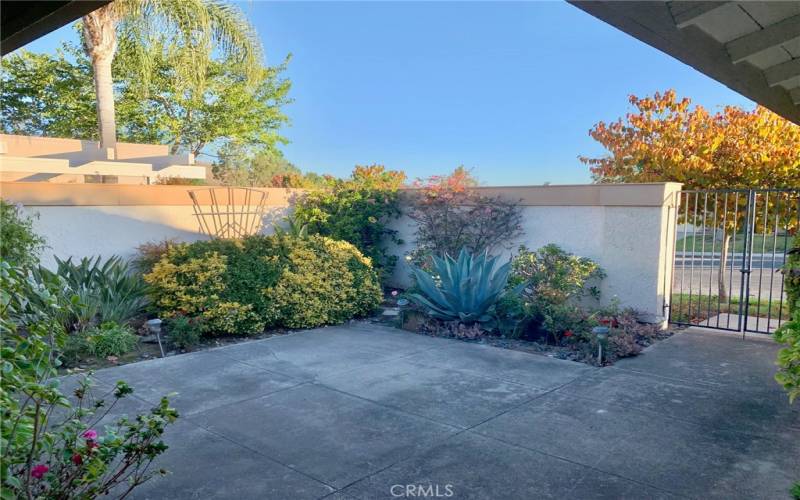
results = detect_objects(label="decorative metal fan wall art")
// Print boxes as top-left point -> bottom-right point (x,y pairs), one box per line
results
188,187 -> 269,239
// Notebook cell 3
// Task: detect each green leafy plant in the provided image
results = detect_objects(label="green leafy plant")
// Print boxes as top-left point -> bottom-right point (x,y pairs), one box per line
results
144,234 -> 382,333
782,235 -> 800,315
273,213 -> 308,238
0,261 -> 177,498
409,248 -> 516,324
774,308 -> 800,404
790,481 -> 800,500
263,236 -> 383,328
84,322 -> 139,358
166,315 -> 203,350
38,256 -> 149,331
504,244 -> 606,342
0,199 -> 46,269
292,165 -> 405,279
60,332 -> 93,367
510,244 -> 605,303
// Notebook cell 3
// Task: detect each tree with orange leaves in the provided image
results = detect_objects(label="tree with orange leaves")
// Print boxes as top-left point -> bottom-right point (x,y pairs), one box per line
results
581,90 -> 800,299
580,89 -> 800,189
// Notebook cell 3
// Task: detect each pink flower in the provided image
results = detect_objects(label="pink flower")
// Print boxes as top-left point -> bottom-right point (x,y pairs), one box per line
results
563,330 -> 574,338
31,464 -> 49,479
71,454 -> 83,465
391,290 -> 399,297
82,429 -> 98,441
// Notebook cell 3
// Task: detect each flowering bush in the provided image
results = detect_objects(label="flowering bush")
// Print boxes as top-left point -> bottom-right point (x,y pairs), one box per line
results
509,244 -> 605,303
292,165 -> 405,279
501,244 -> 605,342
1,261 -> 177,498
144,234 -> 382,333
407,167 -> 523,267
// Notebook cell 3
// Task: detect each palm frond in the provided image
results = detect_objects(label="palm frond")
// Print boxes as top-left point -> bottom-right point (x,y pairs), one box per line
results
114,0 -> 263,90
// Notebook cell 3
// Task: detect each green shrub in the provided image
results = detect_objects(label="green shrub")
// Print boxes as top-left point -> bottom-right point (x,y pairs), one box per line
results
85,322 -> 139,358
504,244 -> 605,342
783,234 -> 800,314
510,244 -> 605,303
166,315 -> 203,350
0,261 -> 177,498
144,234 -> 382,333
263,236 -> 384,328
292,165 -> 405,279
61,331 -> 92,366
774,308 -> 800,404
0,199 -> 46,269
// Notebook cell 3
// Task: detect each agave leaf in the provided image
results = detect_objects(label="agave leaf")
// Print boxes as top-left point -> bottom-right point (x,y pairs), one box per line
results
411,267 -> 450,309
408,293 -> 457,320
490,260 -> 512,291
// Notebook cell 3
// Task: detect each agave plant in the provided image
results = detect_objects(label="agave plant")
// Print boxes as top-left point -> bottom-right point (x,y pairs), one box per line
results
409,248 -> 517,324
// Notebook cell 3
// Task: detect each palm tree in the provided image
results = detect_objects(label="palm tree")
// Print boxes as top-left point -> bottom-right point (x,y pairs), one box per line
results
81,0 -> 261,151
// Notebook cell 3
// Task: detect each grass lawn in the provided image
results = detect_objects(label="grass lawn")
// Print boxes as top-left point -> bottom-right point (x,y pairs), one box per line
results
675,233 -> 790,253
670,293 -> 790,325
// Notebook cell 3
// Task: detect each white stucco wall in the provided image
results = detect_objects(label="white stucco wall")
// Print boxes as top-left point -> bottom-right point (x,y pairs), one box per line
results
26,205 -> 288,269
17,182 -> 679,325
387,204 -> 675,324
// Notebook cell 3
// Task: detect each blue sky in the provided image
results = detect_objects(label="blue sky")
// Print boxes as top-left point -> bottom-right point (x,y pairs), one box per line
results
24,1 -> 754,185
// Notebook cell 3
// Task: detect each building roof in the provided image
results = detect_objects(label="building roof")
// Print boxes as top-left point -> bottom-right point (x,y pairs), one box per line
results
570,1 -> 800,125
1,1 -> 111,55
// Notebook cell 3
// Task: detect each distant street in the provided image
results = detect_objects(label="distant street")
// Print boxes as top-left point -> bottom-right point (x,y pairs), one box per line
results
672,265 -> 786,299
675,254 -> 785,270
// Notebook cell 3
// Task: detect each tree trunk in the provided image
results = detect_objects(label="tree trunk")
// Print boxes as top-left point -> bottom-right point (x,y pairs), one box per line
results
92,55 -> 116,150
82,6 -> 119,151
718,232 -> 730,301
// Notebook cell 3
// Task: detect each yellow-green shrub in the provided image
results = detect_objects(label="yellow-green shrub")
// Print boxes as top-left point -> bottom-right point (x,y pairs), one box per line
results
201,301 -> 264,336
264,237 -> 383,328
145,248 -> 228,316
144,235 -> 382,335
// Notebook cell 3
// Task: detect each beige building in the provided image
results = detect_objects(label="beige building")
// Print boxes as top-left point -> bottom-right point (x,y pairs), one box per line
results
0,134 -> 207,185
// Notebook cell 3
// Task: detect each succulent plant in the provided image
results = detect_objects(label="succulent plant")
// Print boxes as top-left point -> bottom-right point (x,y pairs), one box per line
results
409,248 -> 516,324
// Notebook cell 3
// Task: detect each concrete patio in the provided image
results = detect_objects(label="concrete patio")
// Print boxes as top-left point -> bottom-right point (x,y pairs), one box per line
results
84,322 -> 799,499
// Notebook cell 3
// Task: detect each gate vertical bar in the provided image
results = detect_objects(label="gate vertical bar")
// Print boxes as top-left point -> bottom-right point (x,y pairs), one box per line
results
754,192 -> 769,332
766,192 -> 782,329
737,190 -> 755,336
725,192 -> 739,330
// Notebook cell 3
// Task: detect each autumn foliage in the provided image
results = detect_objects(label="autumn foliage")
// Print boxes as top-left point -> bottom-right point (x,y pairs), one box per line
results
580,90 -> 800,189
407,167 -> 523,267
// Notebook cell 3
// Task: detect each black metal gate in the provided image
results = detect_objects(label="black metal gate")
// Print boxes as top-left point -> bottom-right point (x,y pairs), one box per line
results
667,189 -> 799,334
